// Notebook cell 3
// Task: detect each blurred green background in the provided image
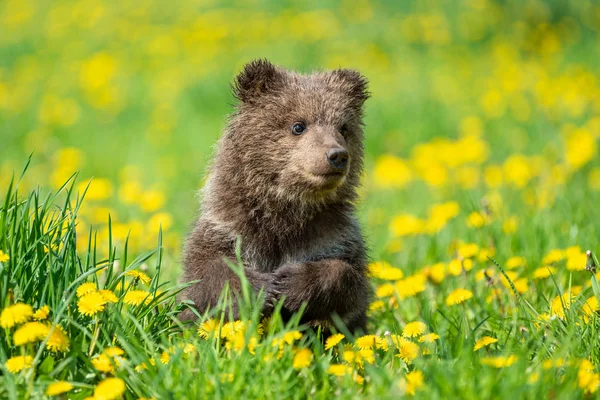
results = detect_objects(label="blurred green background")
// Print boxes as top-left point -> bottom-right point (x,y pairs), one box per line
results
1,0 -> 599,281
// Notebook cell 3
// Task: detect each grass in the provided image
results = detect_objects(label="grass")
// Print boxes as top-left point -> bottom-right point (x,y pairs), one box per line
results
2,0 -> 600,398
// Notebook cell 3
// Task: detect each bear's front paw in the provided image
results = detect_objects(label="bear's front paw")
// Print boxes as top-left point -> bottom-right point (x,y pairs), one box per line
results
273,263 -> 313,311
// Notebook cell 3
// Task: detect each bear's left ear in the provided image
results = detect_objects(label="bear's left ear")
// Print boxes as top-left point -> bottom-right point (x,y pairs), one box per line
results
331,69 -> 370,108
232,59 -> 284,103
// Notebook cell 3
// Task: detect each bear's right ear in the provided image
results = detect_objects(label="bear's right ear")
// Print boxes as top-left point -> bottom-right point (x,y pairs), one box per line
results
232,59 -> 283,103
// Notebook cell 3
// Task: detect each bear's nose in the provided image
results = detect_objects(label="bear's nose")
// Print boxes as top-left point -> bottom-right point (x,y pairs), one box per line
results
326,148 -> 349,170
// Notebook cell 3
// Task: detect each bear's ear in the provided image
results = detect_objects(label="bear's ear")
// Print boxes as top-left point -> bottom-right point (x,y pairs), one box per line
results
331,69 -> 370,108
232,59 -> 284,103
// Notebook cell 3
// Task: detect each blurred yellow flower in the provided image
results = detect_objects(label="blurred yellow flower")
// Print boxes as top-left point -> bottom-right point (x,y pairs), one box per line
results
480,355 -> 517,368
368,261 -> 404,281
140,189 -> 166,212
198,319 -> 219,339
404,370 -> 425,395
578,359 -> 600,394
0,249 -> 9,262
532,266 -> 556,279
565,128 -> 596,170
505,256 -> 525,269
550,293 -> 576,319
327,364 -> 350,376
418,333 -> 440,343
325,333 -> 345,350
467,211 -> 488,228
293,348 -> 313,369
403,321 -> 427,338
395,274 -> 427,299
94,377 -> 125,400
445,288 -> 473,306
123,290 -> 153,306
390,214 -> 426,237
0,303 -> 33,328
5,355 -> 33,373
78,178 -> 113,201
46,381 -> 74,396
13,321 -> 49,345
502,216 -> 519,234
373,154 -> 413,188
474,336 -> 498,351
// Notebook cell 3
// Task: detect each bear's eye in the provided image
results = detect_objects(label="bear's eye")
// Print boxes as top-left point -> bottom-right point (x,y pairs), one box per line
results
291,122 -> 306,135
340,124 -> 349,137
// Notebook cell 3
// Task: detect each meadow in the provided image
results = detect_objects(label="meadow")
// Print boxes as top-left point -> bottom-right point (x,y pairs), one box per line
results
1,0 -> 600,398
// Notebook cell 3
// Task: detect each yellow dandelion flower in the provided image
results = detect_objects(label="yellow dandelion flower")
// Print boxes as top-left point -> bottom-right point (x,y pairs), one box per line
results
474,336 -> 498,351
125,270 -> 152,284
99,290 -> 118,303
282,330 -> 302,344
506,256 -> 526,269
293,348 -> 313,369
78,291 -> 107,316
0,250 -> 9,262
160,351 -> 170,364
325,333 -> 345,350
45,325 -> 70,352
46,381 -> 74,396
467,211 -> 488,228
76,282 -> 98,297
123,290 -> 153,306
395,274 -> 427,299
368,261 -> 404,280
567,250 -> 587,271
92,354 -> 115,373
396,338 -> 420,364
579,359 -> 600,394
5,355 -> 33,373
481,355 -> 517,368
220,320 -> 246,339
551,293 -> 576,319
94,377 -> 125,400
183,343 -> 196,354
369,300 -> 385,311
33,305 -> 50,321
376,283 -> 396,298
403,321 -> 427,338
533,266 -> 556,279
0,303 -> 33,328
355,334 -> 378,350
104,347 -> 125,357
418,333 -> 440,343
327,364 -> 350,376
198,319 -> 219,339
373,154 -> 413,188
13,321 -> 49,346
390,214 -> 426,237
404,370 -> 425,395
423,262 -> 446,284
542,249 -> 564,265
582,297 -> 599,324
446,288 -> 473,306
457,243 -> 479,259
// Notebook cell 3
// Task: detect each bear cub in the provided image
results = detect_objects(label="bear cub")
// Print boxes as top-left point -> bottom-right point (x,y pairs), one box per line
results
181,59 -> 371,333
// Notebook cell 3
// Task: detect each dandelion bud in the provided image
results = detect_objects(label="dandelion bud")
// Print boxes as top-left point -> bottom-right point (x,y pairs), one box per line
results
585,250 -> 597,275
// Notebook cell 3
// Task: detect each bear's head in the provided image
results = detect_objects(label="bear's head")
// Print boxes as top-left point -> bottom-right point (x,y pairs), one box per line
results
209,59 -> 369,213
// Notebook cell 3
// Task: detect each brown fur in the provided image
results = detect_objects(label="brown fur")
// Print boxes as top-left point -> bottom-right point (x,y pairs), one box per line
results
180,59 -> 371,333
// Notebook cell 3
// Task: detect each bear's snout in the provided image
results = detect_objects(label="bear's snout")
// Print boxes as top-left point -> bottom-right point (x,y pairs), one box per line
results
326,148 -> 349,171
